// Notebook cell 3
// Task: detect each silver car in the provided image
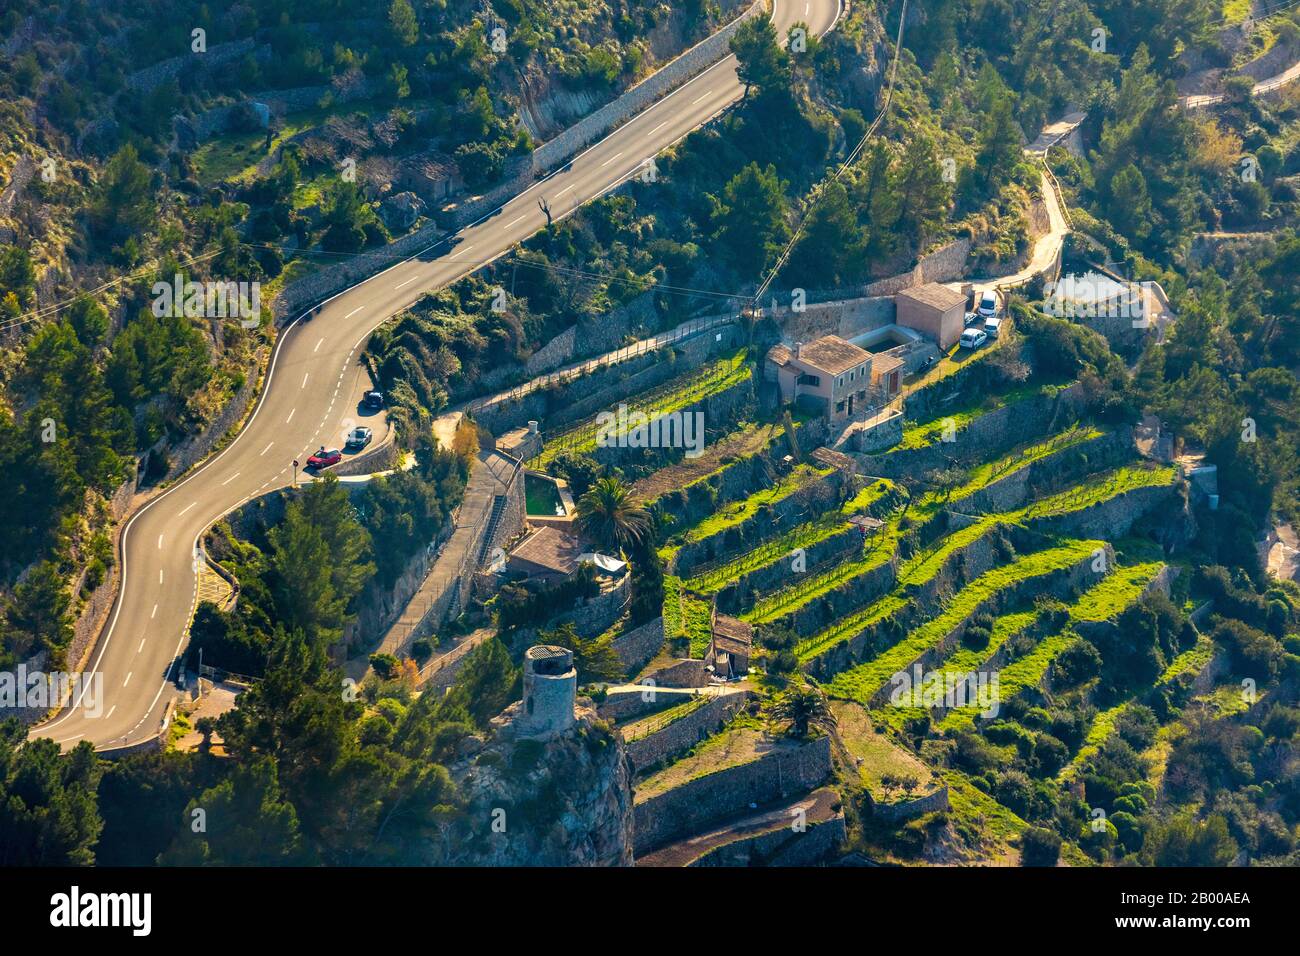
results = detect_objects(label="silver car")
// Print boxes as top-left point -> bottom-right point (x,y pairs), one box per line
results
345,426 -> 373,451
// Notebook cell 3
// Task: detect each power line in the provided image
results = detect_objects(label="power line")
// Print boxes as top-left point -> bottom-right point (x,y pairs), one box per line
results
0,248 -> 224,335
238,242 -> 753,303
1206,0 -> 1300,27
751,0 -> 909,307
1,231 -> 749,340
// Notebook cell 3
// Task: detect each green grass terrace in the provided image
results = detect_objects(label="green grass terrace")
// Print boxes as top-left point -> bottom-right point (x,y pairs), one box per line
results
823,538 -> 1103,707
681,479 -> 899,595
937,560 -> 1166,733
531,347 -> 752,469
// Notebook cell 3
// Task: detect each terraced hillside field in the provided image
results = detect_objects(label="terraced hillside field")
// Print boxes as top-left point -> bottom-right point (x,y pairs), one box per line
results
523,342 -> 1212,867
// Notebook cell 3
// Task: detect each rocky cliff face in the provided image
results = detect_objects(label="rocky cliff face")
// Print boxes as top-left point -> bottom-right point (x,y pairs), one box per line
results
443,700 -> 634,866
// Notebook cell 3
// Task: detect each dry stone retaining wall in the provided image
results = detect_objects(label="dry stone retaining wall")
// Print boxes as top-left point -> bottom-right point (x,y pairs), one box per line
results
1031,480 -> 1182,542
641,657 -> 710,688
632,735 -> 832,855
856,384 -> 1084,479
689,811 -> 846,865
612,616 -> 666,673
870,785 -> 950,823
673,469 -> 848,576
625,691 -> 749,771
590,374 -> 755,471
508,574 -> 632,647
803,524 -> 1030,679
951,429 -> 1132,516
715,524 -> 861,615
866,545 -> 1103,708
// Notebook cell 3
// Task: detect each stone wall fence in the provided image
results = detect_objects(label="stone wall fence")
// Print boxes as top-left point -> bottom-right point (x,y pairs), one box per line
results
632,734 -> 832,855
624,690 -> 750,771
507,574 -> 632,648
126,38 -> 260,93
640,657 -> 710,688
870,785 -> 951,823
689,805 -> 845,865
598,685 -> 684,723
673,468 -> 848,575
611,616 -> 666,674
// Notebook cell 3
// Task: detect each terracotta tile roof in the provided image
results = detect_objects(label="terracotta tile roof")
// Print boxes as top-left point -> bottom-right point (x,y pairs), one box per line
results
896,282 -> 966,312
794,335 -> 871,375
871,353 -> 905,375
508,527 -> 588,576
712,614 -> 753,653
767,343 -> 795,366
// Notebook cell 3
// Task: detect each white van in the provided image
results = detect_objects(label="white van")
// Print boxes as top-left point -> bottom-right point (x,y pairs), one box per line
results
976,290 -> 999,319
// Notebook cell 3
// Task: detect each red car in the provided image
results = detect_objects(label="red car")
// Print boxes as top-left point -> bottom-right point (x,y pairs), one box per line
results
306,447 -> 342,469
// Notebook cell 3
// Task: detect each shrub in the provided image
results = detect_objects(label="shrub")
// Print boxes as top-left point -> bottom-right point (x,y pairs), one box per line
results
369,653 -> 399,679
1053,638 -> 1102,688
1033,733 -> 1068,775
1020,826 -> 1061,866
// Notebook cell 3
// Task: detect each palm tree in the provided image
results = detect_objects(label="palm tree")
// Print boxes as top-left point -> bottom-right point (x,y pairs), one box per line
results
575,476 -> 651,551
767,684 -> 835,739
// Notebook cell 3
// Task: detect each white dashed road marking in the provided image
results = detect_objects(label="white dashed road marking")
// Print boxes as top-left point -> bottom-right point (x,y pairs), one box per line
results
314,338 -> 324,353
301,372 -> 309,389
260,442 -> 274,456
286,408 -> 296,424
449,245 -> 475,261
179,502 -> 197,516
345,306 -> 365,318
647,121 -> 668,137
600,151 -> 624,167
692,91 -> 712,105
394,274 -> 420,290
123,672 -> 132,688
221,473 -> 240,486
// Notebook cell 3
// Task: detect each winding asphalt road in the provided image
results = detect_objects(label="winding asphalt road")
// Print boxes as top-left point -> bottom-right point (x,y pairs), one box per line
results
32,0 -> 842,751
